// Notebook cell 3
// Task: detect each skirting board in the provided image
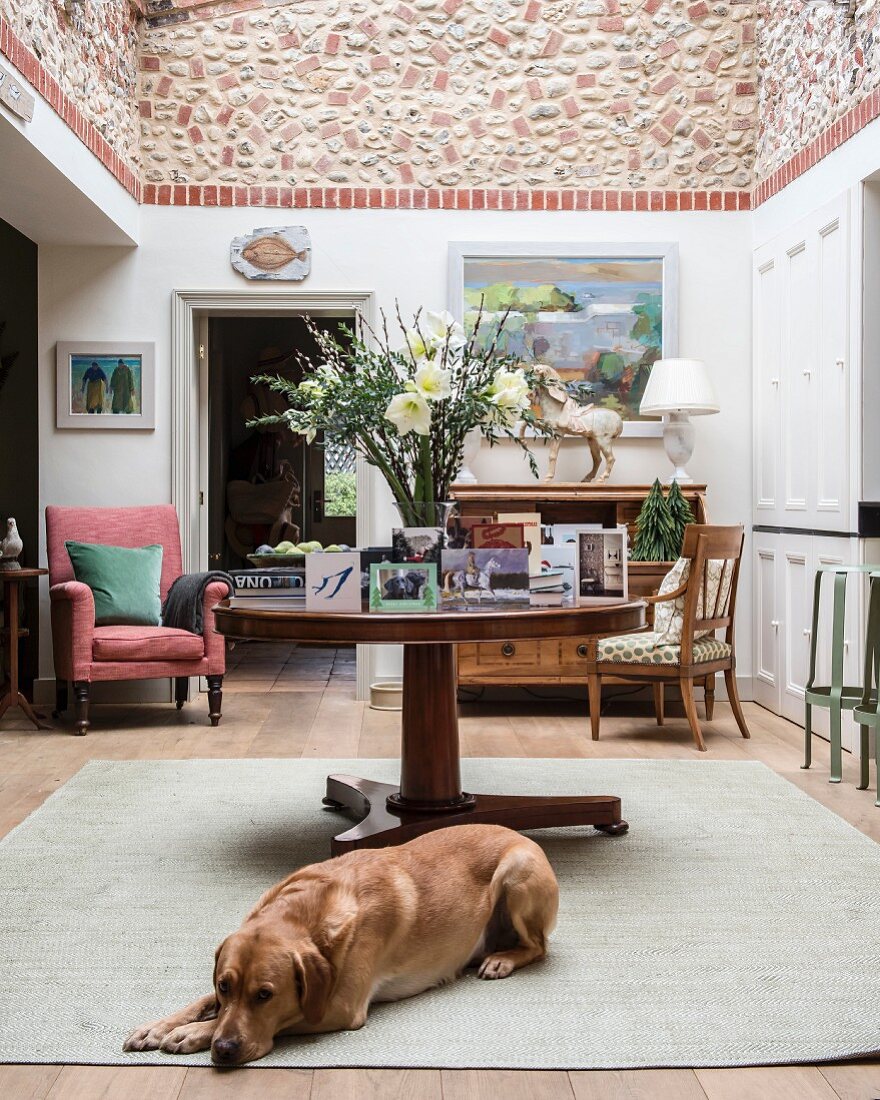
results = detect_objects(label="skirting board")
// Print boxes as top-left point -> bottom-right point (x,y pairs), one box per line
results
35,674 -> 754,708
33,678 -> 174,706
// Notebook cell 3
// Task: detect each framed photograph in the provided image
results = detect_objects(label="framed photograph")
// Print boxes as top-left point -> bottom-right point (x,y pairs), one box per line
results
440,548 -> 530,609
305,552 -> 362,613
448,243 -> 679,437
370,563 -> 438,612
392,527 -> 444,564
56,341 -> 155,430
576,527 -> 628,601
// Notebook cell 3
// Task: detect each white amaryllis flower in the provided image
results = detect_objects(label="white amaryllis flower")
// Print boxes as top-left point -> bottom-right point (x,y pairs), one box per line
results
385,390 -> 432,436
413,358 -> 452,402
298,378 -> 324,398
294,424 -> 317,444
423,310 -> 466,353
402,310 -> 466,360
487,367 -> 531,410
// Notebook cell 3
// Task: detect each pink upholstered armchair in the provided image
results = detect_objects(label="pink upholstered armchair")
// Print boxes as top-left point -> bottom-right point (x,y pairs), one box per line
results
46,505 -> 227,735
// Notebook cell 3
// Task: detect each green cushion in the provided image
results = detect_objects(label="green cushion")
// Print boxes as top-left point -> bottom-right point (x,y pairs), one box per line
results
65,541 -> 163,626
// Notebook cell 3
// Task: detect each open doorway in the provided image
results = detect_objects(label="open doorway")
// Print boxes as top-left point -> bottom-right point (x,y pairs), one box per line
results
206,313 -> 358,692
207,314 -> 357,568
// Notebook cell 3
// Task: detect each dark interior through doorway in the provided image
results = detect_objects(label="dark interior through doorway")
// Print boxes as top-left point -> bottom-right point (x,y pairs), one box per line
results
207,314 -> 357,572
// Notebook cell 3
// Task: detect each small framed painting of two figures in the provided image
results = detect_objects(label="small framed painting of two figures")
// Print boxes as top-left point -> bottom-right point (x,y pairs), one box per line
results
56,342 -> 155,429
447,243 -> 678,437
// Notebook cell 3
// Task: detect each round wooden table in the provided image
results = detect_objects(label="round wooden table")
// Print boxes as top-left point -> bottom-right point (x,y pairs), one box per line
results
214,599 -> 646,855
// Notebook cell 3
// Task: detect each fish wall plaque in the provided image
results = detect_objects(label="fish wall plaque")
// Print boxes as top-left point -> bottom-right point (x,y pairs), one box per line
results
230,226 -> 312,281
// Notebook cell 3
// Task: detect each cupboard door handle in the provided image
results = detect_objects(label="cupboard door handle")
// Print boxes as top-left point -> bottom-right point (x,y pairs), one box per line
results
501,643 -> 515,658
802,369 -> 812,378
770,378 -> 780,386
770,620 -> 780,629
577,644 -> 588,658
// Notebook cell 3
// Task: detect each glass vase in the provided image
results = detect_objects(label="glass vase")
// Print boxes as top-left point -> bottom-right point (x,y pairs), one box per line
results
392,500 -> 458,532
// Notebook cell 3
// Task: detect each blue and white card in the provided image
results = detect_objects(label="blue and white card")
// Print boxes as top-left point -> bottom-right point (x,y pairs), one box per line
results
305,552 -> 363,612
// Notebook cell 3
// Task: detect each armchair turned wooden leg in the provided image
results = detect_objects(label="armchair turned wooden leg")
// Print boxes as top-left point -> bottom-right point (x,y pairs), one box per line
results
52,680 -> 68,719
174,676 -> 189,710
724,668 -> 751,740
207,675 -> 223,727
72,681 -> 90,736
587,673 -> 602,741
680,675 -> 706,752
653,683 -> 664,726
704,674 -> 716,721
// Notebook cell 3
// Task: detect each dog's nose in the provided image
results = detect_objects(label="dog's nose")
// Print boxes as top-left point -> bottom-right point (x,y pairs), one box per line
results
212,1037 -> 241,1063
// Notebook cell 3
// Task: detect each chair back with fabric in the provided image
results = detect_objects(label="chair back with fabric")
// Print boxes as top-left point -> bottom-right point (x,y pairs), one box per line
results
45,505 -> 183,602
676,524 -> 744,665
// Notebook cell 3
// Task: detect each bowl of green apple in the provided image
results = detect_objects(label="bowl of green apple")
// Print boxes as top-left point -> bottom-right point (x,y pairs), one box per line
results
246,540 -> 350,567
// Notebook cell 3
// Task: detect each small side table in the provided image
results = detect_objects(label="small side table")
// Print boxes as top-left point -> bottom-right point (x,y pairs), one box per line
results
0,567 -> 48,730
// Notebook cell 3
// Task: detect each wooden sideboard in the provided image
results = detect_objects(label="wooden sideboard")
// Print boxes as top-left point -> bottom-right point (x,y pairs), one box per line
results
450,482 -> 708,687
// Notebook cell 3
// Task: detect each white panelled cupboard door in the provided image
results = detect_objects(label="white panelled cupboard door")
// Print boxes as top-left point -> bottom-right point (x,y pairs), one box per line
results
814,200 -> 850,528
753,532 -> 782,713
753,253 -> 782,525
781,535 -> 813,725
781,239 -> 816,521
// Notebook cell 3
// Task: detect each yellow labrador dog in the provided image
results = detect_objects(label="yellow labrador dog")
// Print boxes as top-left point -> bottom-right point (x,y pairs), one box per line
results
124,824 -> 558,1066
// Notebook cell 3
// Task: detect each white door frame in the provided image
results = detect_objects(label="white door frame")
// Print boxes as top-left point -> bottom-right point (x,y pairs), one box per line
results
171,288 -> 377,701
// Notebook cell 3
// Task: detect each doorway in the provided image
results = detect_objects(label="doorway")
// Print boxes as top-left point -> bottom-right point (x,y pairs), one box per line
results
206,314 -> 357,570
171,289 -> 376,701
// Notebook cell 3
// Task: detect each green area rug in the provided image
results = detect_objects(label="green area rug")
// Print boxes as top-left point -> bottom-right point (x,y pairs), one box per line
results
0,758 -> 878,1069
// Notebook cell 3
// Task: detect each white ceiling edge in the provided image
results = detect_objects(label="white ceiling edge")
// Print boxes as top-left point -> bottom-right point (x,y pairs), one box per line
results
0,66 -> 138,247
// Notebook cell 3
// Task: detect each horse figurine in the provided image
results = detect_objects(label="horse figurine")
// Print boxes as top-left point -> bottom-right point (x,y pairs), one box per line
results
525,362 -> 623,484
442,555 -> 502,604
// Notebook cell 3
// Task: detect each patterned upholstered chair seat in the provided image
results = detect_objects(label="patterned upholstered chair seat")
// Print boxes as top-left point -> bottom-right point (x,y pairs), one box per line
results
598,631 -> 732,666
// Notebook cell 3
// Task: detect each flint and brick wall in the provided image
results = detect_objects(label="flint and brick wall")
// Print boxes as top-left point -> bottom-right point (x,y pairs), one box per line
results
137,0 -> 757,200
0,0 -> 140,170
755,0 -> 879,200
2,0 -> 878,210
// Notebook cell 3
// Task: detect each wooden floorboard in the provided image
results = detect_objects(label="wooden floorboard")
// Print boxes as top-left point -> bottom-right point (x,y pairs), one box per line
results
569,1068 -> 709,1100
1,684 -> 877,1100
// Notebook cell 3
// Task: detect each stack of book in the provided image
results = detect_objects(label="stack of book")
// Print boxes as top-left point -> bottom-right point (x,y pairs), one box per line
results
230,568 -> 306,605
529,568 -> 571,607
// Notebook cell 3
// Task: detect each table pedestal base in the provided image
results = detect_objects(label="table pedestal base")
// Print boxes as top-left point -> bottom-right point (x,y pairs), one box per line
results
323,773 -> 628,856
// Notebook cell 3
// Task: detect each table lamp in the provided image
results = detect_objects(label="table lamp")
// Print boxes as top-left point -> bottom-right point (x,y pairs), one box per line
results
639,358 -> 719,484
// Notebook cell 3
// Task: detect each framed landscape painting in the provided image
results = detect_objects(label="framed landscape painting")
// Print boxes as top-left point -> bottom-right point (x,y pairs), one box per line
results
448,243 -> 679,437
56,341 -> 155,429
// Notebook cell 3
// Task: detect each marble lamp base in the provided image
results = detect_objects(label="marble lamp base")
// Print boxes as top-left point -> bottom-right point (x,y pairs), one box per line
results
661,412 -> 696,484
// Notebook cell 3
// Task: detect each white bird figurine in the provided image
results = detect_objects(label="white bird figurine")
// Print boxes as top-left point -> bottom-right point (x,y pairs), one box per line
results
0,517 -> 23,566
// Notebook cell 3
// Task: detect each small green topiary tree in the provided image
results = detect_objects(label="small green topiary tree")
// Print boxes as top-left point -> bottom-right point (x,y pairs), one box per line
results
631,479 -> 678,562
666,479 -> 696,559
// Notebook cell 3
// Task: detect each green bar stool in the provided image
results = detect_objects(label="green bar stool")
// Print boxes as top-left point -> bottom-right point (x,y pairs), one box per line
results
802,564 -> 878,784
853,572 -> 880,803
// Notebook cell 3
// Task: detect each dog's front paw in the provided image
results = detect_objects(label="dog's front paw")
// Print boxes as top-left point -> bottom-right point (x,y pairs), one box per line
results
477,954 -> 516,980
123,1021 -> 170,1052
160,1022 -> 215,1055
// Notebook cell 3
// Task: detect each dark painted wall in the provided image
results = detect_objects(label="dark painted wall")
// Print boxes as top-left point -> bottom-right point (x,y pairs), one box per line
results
0,217 -> 39,687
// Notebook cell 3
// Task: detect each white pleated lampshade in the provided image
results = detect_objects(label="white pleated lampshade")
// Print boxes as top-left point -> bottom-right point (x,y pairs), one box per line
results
639,358 -> 720,416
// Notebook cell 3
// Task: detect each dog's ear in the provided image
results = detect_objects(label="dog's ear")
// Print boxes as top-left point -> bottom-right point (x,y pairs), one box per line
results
292,947 -> 335,1024
313,887 -> 358,963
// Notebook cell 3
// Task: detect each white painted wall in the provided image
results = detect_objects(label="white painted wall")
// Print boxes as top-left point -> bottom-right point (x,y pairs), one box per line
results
37,207 -> 754,691
0,58 -> 138,246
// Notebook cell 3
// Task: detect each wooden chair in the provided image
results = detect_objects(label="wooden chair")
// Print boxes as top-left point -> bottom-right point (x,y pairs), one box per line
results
585,524 -> 750,752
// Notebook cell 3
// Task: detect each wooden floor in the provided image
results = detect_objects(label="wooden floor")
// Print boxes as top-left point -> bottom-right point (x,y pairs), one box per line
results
1,656 -> 878,1100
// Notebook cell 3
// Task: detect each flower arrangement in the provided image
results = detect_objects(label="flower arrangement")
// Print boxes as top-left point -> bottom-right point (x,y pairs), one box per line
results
249,307 -> 553,526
